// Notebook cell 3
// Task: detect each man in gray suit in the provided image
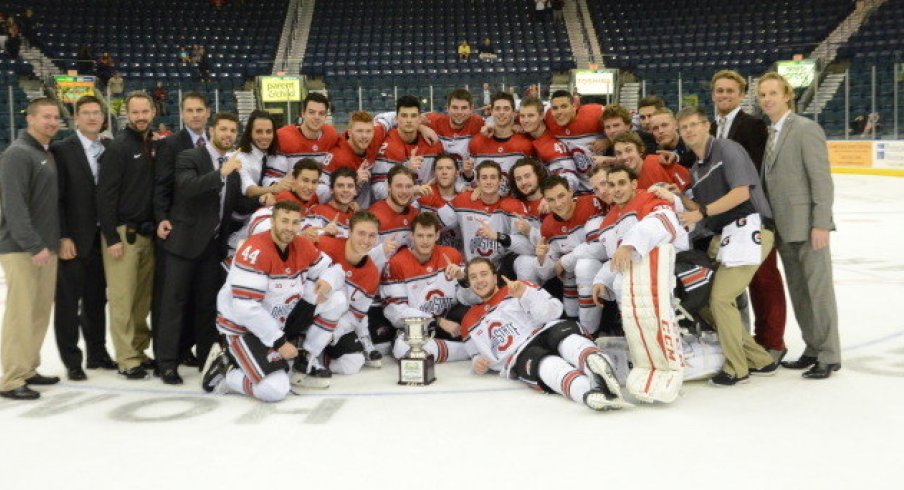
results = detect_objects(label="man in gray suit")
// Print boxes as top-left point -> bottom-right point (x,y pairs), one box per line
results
756,73 -> 840,379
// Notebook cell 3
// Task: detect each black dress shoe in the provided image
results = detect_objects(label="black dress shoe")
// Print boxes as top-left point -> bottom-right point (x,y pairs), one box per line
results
802,362 -> 841,380
0,385 -> 40,400
159,368 -> 184,385
118,366 -> 149,380
86,356 -> 117,370
25,373 -> 60,385
781,355 -> 818,370
140,358 -> 157,371
67,367 -> 88,381
181,352 -> 200,367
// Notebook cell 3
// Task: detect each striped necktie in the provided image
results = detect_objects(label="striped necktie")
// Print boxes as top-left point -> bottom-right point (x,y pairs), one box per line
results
763,126 -> 777,172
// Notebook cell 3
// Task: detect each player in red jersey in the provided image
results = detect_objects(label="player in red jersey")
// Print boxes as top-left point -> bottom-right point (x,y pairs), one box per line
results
371,95 -> 444,200
468,92 -> 535,195
612,132 -> 690,192
273,158 -> 321,219
382,213 -> 471,363
275,93 -> 340,174
544,89 -> 606,189
303,168 -> 358,239
518,96 -> 579,191
322,111 -> 387,207
415,153 -> 465,250
422,88 -> 485,163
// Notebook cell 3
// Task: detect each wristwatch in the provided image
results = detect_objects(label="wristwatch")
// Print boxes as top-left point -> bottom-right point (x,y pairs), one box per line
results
697,202 -> 709,218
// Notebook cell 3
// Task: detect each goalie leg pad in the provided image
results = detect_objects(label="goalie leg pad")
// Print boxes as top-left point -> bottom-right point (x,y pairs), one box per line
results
620,244 -> 684,403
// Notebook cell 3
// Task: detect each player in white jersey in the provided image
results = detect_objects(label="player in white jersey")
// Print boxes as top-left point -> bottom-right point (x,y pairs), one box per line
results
381,213 -> 471,363
461,259 -> 626,411
202,200 -> 346,401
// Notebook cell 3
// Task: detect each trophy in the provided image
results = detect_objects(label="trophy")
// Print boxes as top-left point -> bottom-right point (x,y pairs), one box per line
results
398,317 -> 436,385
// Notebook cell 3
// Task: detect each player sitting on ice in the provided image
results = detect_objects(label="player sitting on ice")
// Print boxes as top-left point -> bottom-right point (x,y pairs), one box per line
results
461,258 -> 627,411
382,212 -> 472,364
202,200 -> 347,401
589,164 -> 689,403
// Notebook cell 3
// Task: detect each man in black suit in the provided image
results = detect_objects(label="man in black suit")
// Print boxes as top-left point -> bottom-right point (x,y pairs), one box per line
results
52,95 -> 116,381
710,69 -> 787,362
155,112 -> 256,384
153,91 -> 210,368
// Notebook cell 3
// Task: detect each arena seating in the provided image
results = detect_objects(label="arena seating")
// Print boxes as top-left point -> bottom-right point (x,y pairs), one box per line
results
17,0 -> 288,81
304,0 -> 574,125
820,0 -> 904,137
0,56 -> 30,148
587,0 -> 854,113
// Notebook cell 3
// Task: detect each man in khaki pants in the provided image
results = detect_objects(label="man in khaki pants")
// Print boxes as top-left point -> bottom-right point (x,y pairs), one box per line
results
96,92 -> 157,379
655,106 -> 779,386
0,98 -> 62,400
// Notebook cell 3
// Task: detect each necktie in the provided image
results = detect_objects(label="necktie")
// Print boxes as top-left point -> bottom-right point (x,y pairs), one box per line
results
257,155 -> 268,186
763,127 -> 777,172
718,117 -> 728,139
217,155 -> 228,167
196,137 -> 206,148
90,141 -> 104,183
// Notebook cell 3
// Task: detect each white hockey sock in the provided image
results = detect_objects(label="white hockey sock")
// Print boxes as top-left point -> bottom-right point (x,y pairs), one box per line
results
302,323 -> 333,357
557,334 -> 599,372
538,356 -> 592,404
576,258 -> 604,334
224,369 -> 249,396
359,334 -> 377,353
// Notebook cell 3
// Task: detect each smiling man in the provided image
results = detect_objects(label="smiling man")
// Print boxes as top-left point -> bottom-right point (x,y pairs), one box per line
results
96,91 -> 158,380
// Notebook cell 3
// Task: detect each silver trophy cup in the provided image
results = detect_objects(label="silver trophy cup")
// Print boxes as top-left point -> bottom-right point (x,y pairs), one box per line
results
398,317 -> 436,385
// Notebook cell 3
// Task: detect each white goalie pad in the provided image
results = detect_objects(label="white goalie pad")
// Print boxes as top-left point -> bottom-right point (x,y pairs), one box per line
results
597,332 -> 723,385
619,244 -> 684,403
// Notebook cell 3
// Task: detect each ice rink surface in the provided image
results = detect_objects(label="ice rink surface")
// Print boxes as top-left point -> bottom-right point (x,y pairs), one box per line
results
1,174 -> 902,490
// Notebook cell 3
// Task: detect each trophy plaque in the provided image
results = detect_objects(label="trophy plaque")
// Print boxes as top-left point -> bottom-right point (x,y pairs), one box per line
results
398,317 -> 436,385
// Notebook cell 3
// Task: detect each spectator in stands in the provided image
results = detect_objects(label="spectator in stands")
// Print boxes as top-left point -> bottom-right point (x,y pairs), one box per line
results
76,46 -> 95,76
3,23 -> 20,59
0,12 -> 8,36
534,0 -> 547,21
96,52 -> 116,88
478,36 -> 497,60
16,8 -> 34,43
153,81 -> 169,116
637,96 -> 666,132
457,40 -> 471,60
197,46 -> 211,82
108,72 -> 124,96
179,46 -> 191,65
481,83 -> 492,114
210,0 -> 226,9
551,0 -> 564,22
191,45 -> 202,64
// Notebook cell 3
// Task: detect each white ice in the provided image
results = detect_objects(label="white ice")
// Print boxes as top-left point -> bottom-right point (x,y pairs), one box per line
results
1,174 -> 902,490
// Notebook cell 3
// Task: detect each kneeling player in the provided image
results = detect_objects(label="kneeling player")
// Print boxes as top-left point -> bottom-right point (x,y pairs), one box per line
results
382,213 -> 472,363
461,258 -> 627,411
203,201 -> 345,401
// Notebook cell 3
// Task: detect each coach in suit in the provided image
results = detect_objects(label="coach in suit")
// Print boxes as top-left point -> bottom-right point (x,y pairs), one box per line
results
52,96 -> 116,381
711,69 -> 788,361
757,73 -> 840,380
155,112 -> 256,384
153,91 -> 210,367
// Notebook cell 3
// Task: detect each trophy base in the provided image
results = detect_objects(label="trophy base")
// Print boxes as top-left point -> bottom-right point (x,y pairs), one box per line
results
398,354 -> 436,386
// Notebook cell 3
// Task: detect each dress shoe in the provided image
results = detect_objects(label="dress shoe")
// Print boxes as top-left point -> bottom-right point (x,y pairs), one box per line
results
802,362 -> 841,380
140,358 -> 157,371
181,352 -> 200,368
709,371 -> 750,386
0,385 -> 40,400
67,367 -> 88,381
25,373 -> 60,385
781,355 -> 818,370
118,366 -> 149,380
86,356 -> 117,370
159,368 -> 184,385
768,348 -> 788,364
749,362 -> 779,376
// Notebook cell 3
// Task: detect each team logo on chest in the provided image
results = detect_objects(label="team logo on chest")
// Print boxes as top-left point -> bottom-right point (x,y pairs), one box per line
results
487,321 -> 517,352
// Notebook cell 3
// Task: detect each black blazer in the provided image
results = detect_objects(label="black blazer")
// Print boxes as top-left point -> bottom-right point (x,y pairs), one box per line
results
52,134 -> 106,254
711,110 -> 768,172
163,147 -> 256,259
154,129 -> 195,224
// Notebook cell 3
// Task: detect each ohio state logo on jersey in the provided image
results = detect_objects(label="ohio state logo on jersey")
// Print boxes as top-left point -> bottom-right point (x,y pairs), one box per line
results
271,293 -> 301,323
419,289 -> 455,316
470,236 -> 498,257
572,148 -> 592,172
488,321 -> 517,353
